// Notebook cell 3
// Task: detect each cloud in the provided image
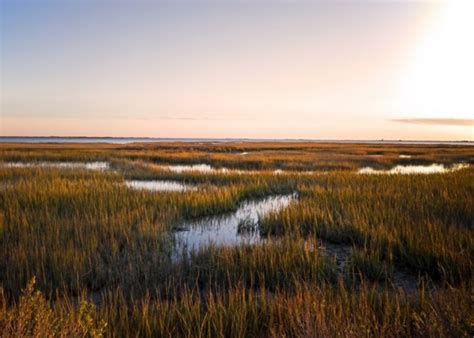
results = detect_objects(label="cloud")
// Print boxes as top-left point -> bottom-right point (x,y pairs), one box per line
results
392,118 -> 474,126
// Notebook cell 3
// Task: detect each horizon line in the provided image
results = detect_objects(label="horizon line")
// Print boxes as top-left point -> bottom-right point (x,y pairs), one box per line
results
0,136 -> 472,144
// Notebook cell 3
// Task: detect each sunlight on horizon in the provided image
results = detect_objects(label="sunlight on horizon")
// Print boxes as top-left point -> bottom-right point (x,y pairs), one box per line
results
395,0 -> 474,122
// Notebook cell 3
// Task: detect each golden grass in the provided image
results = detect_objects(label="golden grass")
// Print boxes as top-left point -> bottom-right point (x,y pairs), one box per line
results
1,142 -> 473,336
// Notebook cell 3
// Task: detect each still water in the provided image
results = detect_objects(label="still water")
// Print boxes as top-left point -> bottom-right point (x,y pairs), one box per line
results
125,180 -> 197,192
2,161 -> 109,170
172,194 -> 295,259
358,163 -> 468,174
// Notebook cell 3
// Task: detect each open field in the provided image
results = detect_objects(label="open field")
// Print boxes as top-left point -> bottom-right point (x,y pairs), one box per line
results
1,142 -> 473,337
2,141 -> 473,170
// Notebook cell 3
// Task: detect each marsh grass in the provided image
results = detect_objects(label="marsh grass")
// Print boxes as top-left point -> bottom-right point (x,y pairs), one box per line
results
0,277 -> 106,338
173,237 -> 338,292
347,248 -> 393,282
1,142 -> 473,336
2,279 -> 472,337
236,217 -> 258,234
2,141 -> 473,171
259,171 -> 474,284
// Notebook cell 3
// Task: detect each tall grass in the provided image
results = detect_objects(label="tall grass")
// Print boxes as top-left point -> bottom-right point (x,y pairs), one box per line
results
2,279 -> 472,337
1,142 -> 473,336
0,166 -> 298,297
2,141 -> 473,171
260,170 -> 474,283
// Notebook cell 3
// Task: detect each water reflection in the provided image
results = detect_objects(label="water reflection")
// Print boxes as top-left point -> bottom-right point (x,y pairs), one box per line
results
3,161 -> 109,170
157,163 -> 315,176
172,194 -> 295,259
358,163 -> 468,174
125,180 -> 197,192
160,164 -> 221,173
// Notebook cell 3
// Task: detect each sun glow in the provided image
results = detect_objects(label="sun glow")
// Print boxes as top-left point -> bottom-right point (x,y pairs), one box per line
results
395,0 -> 474,120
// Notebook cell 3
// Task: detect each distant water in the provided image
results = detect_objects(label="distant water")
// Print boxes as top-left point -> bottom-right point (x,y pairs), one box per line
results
161,164 -> 223,173
0,137 -> 224,144
0,137 -> 472,145
358,163 -> 469,175
124,180 -> 197,192
3,161 -> 109,170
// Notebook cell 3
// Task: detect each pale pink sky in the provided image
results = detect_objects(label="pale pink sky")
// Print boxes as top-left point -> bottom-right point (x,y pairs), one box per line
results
1,1 -> 473,140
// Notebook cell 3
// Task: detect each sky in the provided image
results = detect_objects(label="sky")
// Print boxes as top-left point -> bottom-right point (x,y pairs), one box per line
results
1,0 -> 473,140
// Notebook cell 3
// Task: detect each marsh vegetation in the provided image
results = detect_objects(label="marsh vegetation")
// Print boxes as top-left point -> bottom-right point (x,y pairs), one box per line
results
0,142 -> 473,337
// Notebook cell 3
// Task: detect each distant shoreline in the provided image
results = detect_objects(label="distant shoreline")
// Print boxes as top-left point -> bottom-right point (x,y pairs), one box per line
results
0,136 -> 472,146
